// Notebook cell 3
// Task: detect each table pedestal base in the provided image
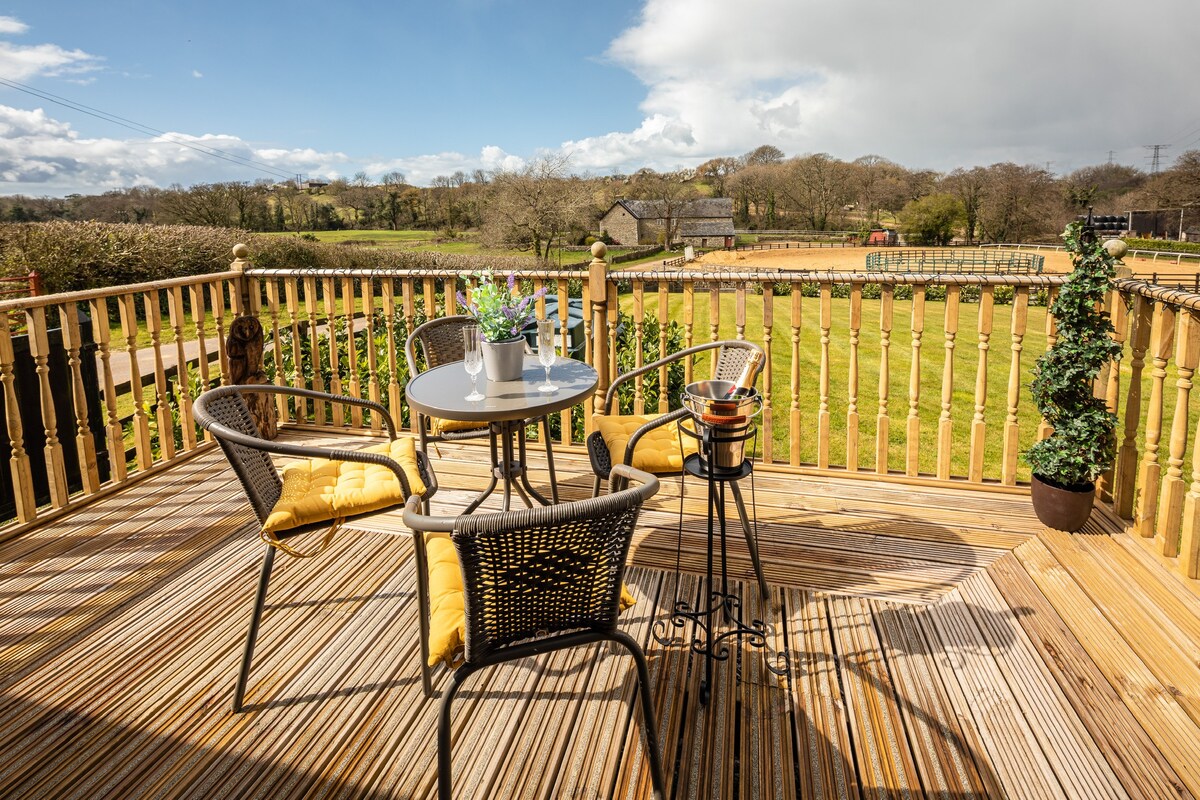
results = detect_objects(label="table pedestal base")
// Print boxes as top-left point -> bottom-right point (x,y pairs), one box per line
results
462,418 -> 557,513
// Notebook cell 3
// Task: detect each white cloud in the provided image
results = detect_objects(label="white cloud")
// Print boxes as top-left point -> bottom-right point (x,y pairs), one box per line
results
192,69 -> 203,79
0,105 -> 350,194
563,0 -> 1200,175
0,16 -> 29,35
366,146 -> 525,185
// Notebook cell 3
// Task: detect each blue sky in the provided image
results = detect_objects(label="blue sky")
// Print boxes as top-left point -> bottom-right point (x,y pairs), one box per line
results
2,0 -> 1199,196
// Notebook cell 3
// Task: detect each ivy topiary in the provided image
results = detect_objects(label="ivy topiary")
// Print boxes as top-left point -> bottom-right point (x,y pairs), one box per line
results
1024,220 -> 1124,489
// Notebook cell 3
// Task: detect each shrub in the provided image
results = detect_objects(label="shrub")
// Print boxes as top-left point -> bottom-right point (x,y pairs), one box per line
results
1024,221 -> 1122,487
1124,238 -> 1200,256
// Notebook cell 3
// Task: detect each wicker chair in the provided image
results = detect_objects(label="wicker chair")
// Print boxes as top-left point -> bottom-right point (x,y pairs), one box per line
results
405,315 -> 559,503
403,464 -> 667,800
587,340 -> 769,599
194,384 -> 437,713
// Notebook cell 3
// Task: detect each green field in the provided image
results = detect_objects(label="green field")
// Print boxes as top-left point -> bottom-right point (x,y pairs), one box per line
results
261,229 -> 664,267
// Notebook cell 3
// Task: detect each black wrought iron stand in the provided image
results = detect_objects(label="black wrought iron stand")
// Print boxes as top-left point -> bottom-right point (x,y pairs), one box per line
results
653,406 -> 790,706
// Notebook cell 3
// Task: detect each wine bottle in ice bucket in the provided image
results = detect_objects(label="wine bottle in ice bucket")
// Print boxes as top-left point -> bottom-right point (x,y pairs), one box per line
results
722,350 -> 762,399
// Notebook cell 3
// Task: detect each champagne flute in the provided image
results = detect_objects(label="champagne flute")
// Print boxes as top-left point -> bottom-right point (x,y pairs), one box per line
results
463,325 -> 484,401
536,318 -> 556,392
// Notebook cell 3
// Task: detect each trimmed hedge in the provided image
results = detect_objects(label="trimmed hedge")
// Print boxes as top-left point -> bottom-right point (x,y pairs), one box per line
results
0,222 -> 535,296
1124,238 -> 1200,256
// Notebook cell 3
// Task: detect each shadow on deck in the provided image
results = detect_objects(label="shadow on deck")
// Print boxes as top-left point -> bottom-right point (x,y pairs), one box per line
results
0,438 -> 1196,799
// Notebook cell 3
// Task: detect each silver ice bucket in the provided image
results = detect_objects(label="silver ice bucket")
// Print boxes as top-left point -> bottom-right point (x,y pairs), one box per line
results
682,380 -> 760,471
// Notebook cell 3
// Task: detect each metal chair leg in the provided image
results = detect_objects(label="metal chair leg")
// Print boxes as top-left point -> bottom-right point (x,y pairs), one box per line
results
412,530 -> 435,698
233,544 -> 276,713
542,416 -> 559,503
730,482 -> 769,600
437,666 -> 475,800
611,631 -> 667,799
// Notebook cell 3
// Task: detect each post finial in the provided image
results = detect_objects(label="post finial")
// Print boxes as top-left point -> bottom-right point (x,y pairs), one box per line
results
590,241 -> 608,260
231,243 -> 251,273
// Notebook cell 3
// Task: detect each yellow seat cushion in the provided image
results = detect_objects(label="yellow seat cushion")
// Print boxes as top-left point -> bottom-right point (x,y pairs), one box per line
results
429,416 -> 487,436
594,414 -> 699,474
423,534 -> 639,669
261,437 -> 426,534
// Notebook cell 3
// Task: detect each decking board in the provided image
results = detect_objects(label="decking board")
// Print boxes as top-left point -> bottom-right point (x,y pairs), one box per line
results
1,437 -> 1199,798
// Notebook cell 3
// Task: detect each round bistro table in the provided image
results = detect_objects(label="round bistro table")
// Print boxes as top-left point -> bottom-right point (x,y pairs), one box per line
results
405,356 -> 598,512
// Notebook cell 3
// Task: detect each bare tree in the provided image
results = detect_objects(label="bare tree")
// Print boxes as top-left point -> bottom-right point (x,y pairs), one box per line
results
941,167 -> 988,243
778,154 -> 855,231
481,154 -> 592,261
975,163 -> 1057,243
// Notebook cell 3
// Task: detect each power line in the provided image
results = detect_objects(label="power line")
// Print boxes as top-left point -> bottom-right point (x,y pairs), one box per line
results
0,76 -> 298,182
1144,144 -> 1171,175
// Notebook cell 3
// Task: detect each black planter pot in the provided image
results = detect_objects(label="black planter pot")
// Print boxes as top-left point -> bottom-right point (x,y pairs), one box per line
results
1030,474 -> 1096,532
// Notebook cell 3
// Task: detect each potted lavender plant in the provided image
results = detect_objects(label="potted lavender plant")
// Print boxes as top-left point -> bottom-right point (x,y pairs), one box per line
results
458,268 -> 545,381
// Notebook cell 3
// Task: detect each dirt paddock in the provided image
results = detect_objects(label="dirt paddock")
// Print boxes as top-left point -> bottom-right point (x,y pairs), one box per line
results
691,244 -> 1195,281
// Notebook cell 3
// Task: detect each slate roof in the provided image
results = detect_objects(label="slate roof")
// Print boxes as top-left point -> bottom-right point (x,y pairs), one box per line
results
615,197 -> 733,220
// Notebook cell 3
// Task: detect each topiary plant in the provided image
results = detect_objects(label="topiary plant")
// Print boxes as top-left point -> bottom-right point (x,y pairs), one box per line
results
1024,220 -> 1123,489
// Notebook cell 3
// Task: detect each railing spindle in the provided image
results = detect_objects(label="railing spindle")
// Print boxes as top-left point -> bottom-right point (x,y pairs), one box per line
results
382,280 -> 402,419
60,303 -> 100,494
633,279 -> 645,415
789,283 -> 802,466
342,276 -> 362,425
683,282 -> 695,384
1157,309 -> 1199,556
969,286 -> 994,482
735,283 -> 746,340
1178,402 -> 1200,578
364,278 -> 382,431
1002,288 -> 1029,485
208,282 -> 230,386
876,285 -> 893,474
27,307 -> 67,505
1097,290 -> 1129,501
1135,302 -> 1176,538
907,286 -> 925,476
90,297 -> 127,479
423,276 -> 437,321
937,285 -> 960,480
657,281 -> 669,415
559,281 -> 572,443
304,277 -> 326,423
1038,288 -> 1059,441
324,278 -> 343,423
1115,295 -> 1153,518
169,287 -> 198,446
0,313 -> 37,521
818,282 -> 832,469
119,294 -> 153,470
188,284 -> 211,395
847,282 -> 861,471
762,281 -> 775,464
143,290 -> 175,460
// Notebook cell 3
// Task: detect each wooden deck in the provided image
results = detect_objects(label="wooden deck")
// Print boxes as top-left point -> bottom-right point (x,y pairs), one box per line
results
2,436 -> 1199,799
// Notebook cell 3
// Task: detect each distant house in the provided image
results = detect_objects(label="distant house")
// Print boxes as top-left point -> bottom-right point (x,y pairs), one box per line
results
600,198 -> 734,248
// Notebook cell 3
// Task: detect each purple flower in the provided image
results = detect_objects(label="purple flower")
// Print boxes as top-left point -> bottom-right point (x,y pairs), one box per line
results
507,273 -> 516,292
456,290 -> 468,308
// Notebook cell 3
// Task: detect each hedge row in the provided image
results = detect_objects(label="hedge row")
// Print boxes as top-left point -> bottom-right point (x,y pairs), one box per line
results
1125,238 -> 1200,256
0,222 -> 531,296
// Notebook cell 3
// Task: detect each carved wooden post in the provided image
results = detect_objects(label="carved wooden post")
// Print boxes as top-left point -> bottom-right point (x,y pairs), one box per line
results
227,245 -> 277,439
589,242 -> 610,432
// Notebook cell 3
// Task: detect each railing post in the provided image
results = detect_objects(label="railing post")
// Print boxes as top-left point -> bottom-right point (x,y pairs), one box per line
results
1097,289 -> 1129,501
1157,309 -> 1199,556
589,242 -> 610,429
230,243 -> 251,316
0,313 -> 36,522
1116,294 -> 1152,518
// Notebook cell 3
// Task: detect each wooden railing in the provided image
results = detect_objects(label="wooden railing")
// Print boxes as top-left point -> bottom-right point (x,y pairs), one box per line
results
4,243 -> 1200,580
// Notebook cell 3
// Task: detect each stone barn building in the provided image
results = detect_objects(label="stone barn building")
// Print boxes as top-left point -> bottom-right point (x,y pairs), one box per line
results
600,198 -> 734,248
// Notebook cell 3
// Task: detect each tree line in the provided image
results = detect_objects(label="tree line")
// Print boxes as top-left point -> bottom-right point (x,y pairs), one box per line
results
2,145 -> 1198,254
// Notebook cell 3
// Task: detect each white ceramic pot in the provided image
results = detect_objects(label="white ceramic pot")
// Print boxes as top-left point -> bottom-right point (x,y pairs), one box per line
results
481,337 -> 525,381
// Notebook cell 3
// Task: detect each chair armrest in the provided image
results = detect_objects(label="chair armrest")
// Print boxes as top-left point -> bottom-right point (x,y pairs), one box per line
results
218,384 -> 400,438
403,494 -> 458,533
608,464 -> 660,499
622,406 -> 692,467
